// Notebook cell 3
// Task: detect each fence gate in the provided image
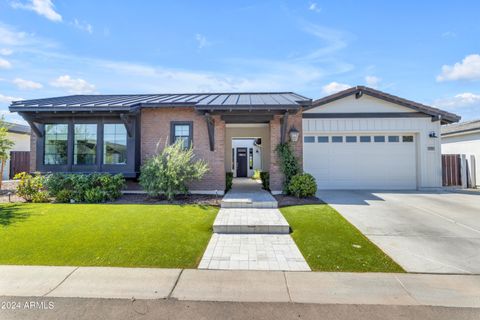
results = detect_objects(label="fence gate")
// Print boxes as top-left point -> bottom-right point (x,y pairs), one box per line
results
9,151 -> 30,179
442,154 -> 462,186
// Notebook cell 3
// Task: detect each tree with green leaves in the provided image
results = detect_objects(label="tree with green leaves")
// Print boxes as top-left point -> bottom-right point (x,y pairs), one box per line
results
0,117 -> 15,189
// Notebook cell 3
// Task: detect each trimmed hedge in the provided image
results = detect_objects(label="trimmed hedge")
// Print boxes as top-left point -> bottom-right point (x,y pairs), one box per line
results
225,172 -> 233,192
287,173 -> 317,198
260,171 -> 270,191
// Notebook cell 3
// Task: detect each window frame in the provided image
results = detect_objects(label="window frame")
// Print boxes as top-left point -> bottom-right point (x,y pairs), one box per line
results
374,136 -> 386,143
43,123 -> 69,165
332,136 -> 343,143
303,136 -> 315,143
359,136 -> 371,143
170,121 -> 193,149
317,136 -> 329,143
388,135 -> 400,143
73,123 -> 98,165
103,123 -> 128,165
345,136 -> 357,143
402,135 -> 414,143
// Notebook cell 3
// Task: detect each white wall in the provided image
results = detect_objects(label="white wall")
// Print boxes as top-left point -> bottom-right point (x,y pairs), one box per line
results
2,132 -> 31,180
304,96 -> 443,189
442,131 -> 480,187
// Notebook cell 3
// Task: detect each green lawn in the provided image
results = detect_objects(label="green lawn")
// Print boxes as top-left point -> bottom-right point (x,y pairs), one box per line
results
281,205 -> 404,272
0,203 -> 218,268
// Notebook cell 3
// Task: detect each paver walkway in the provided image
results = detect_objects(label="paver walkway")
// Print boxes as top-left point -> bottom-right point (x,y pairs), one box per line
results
199,178 -> 310,271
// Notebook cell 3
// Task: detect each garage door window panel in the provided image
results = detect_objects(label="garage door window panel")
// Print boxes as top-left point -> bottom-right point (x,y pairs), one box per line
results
304,136 -> 315,143
403,135 -> 414,142
346,136 -> 357,143
332,136 -> 343,143
374,136 -> 385,143
360,136 -> 371,143
388,136 -> 400,143
317,136 -> 329,143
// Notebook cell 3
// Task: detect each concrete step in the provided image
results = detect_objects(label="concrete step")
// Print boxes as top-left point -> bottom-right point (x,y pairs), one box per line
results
213,208 -> 290,234
221,191 -> 278,209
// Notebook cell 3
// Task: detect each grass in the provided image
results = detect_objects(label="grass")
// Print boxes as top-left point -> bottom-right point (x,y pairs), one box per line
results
281,204 -> 404,272
0,203 -> 218,268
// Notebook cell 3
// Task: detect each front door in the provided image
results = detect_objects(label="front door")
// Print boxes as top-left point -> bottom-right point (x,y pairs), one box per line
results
236,148 -> 248,177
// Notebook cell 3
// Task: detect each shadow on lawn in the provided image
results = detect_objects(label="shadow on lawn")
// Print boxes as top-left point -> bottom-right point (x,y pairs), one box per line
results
0,204 -> 32,227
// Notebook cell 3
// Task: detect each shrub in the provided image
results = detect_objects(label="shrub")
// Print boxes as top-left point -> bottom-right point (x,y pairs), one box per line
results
55,189 -> 74,203
139,140 -> 209,201
288,173 -> 317,198
275,143 -> 300,192
252,169 -> 261,180
44,173 -> 125,203
225,172 -> 233,192
14,172 -> 49,202
84,187 -> 105,203
260,171 -> 270,191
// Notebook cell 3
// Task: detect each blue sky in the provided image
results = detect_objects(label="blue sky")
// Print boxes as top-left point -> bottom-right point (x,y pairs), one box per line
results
0,0 -> 479,123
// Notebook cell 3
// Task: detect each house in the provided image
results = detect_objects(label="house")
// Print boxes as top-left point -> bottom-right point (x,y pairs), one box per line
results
441,119 -> 480,188
8,86 -> 459,193
1,122 -> 31,180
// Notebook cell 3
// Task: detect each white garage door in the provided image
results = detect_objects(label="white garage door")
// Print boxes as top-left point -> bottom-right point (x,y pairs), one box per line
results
303,133 -> 417,190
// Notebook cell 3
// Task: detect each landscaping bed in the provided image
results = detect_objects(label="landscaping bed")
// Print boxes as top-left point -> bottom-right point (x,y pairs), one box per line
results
274,194 -> 324,207
114,193 -> 221,206
0,203 -> 218,268
281,204 -> 404,273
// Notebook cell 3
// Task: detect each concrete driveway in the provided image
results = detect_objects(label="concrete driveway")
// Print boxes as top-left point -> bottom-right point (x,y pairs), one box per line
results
317,190 -> 480,274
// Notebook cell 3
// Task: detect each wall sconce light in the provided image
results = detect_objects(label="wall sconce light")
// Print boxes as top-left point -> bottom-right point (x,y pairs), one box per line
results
289,127 -> 300,143
429,131 -> 438,138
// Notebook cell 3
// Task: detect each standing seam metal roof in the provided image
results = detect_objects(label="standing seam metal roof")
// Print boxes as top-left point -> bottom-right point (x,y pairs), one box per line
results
9,92 -> 311,111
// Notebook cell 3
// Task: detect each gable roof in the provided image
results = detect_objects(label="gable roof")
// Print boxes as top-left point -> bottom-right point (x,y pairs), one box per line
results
310,86 -> 461,124
441,119 -> 480,136
9,92 -> 311,113
2,121 -> 30,135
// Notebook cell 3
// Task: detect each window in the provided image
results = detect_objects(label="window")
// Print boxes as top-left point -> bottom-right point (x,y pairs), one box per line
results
104,124 -> 127,164
332,136 -> 343,143
304,136 -> 315,143
44,124 -> 68,165
388,136 -> 400,143
374,136 -> 385,143
172,123 -> 192,148
360,136 -> 371,143
403,135 -> 414,142
249,148 -> 253,170
74,124 -> 97,165
346,136 -> 357,143
317,136 -> 329,143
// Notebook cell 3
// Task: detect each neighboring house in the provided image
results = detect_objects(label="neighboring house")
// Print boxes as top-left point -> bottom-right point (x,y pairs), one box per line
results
441,119 -> 480,188
8,86 -> 459,193
1,122 -> 31,180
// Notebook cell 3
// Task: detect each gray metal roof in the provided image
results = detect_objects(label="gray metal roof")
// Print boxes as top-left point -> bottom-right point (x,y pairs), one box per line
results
9,92 -> 311,112
3,121 -> 31,134
441,119 -> 480,136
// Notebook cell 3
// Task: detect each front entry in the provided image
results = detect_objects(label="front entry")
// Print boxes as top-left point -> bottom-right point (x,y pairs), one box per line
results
236,147 -> 248,177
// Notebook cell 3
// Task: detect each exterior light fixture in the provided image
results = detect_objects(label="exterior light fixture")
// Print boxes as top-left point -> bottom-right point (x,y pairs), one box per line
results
289,127 -> 300,143
429,131 -> 438,138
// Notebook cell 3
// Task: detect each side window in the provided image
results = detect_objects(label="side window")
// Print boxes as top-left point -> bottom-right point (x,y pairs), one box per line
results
44,124 -> 68,165
74,124 -> 97,165
104,124 -> 127,164
171,122 -> 192,148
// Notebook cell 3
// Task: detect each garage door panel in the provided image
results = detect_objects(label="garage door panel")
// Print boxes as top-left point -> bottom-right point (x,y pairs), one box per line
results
304,133 -> 417,190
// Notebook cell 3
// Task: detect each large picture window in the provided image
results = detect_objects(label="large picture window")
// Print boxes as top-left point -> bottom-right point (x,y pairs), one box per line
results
74,124 -> 97,165
44,124 -> 68,165
104,124 -> 127,164
172,122 -> 192,148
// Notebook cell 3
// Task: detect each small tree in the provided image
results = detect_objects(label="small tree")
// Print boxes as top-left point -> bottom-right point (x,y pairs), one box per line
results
0,117 -> 14,189
139,139 -> 209,201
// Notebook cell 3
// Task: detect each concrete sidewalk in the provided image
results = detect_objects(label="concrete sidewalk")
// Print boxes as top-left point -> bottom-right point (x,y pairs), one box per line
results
1,266 -> 480,308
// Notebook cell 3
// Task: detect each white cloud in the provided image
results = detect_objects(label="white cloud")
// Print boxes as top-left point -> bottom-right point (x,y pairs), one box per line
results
365,75 -> 380,88
11,0 -> 62,22
13,78 -> 43,90
437,54 -> 480,82
0,48 -> 13,55
73,19 -> 93,34
0,58 -> 11,69
308,2 -> 321,12
195,34 -> 211,49
50,75 -> 95,93
441,31 -> 456,38
435,93 -> 480,109
321,82 -> 351,95
0,93 -> 23,104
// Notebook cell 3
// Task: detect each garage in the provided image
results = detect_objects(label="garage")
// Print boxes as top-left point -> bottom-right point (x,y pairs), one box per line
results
302,86 -> 461,190
303,133 -> 417,189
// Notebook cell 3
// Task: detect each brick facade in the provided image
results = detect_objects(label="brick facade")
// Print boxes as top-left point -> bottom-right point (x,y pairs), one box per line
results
269,109 -> 303,193
140,107 -> 226,193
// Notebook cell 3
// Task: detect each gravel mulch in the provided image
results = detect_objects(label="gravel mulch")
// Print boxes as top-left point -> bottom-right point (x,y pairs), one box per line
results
274,194 -> 324,207
112,193 -> 222,206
